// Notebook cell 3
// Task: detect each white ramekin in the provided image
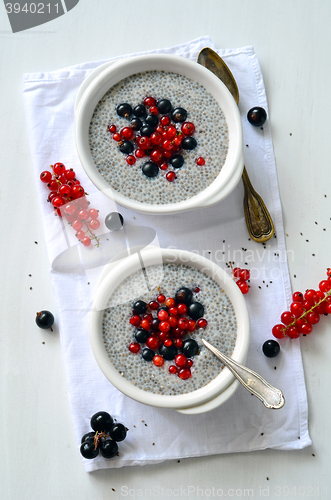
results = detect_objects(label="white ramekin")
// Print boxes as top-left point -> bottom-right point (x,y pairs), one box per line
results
90,248 -> 250,413
75,54 -> 244,214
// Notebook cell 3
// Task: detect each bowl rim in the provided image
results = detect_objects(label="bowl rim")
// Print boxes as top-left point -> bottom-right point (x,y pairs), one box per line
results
90,247 -> 250,410
75,53 -> 244,214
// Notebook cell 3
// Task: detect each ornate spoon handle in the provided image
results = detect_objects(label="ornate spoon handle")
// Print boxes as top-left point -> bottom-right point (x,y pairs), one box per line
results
202,339 -> 285,409
242,167 -> 275,243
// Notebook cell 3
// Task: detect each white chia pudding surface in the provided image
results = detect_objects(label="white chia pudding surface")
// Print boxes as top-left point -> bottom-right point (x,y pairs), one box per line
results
102,263 -> 237,396
89,70 -> 229,205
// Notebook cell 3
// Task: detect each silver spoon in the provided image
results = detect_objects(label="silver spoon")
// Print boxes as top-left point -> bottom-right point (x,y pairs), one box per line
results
202,339 -> 285,409
197,47 -> 275,244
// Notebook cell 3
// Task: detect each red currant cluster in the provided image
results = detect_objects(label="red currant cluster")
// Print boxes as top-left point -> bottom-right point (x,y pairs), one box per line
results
40,163 -> 100,247
231,266 -> 250,294
128,287 -> 207,380
272,269 -> 331,339
109,96 -> 205,182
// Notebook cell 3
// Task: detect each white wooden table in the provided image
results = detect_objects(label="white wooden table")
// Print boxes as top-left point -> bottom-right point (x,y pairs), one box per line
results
1,1 -> 330,498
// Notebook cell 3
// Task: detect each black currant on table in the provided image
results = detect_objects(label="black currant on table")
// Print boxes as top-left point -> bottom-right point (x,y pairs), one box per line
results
170,154 -> 184,169
262,340 -> 280,358
104,212 -> 124,231
171,107 -> 187,123
80,441 -> 99,459
109,423 -> 127,442
159,343 -> 177,360
140,124 -> 154,137
247,107 -> 267,127
133,104 -> 147,118
35,310 -> 54,330
100,440 -> 118,459
156,99 -> 172,114
142,347 -> 155,361
119,140 -> 134,154
181,137 -> 197,150
130,117 -> 143,131
116,103 -> 132,118
91,411 -> 114,432
81,431 -> 95,444
133,300 -> 147,314
144,114 -> 158,127
175,287 -> 193,305
182,338 -> 199,357
134,328 -> 149,343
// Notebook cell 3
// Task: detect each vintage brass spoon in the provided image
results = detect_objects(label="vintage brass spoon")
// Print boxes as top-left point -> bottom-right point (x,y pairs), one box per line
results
202,339 -> 285,409
197,47 -> 275,243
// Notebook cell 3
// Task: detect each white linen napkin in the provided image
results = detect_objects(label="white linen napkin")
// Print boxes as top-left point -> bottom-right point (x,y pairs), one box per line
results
23,36 -> 312,472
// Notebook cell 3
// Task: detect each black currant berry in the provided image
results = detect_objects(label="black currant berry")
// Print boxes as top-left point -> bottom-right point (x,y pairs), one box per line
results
171,107 -> 187,123
182,339 -> 199,357
119,140 -> 134,154
116,103 -> 132,118
144,114 -> 158,127
133,104 -> 147,118
109,423 -> 127,442
81,431 -> 95,444
134,328 -> 149,343
35,310 -> 54,329
130,117 -> 143,131
140,124 -> 154,137
181,137 -> 197,150
262,340 -> 280,358
175,287 -> 193,305
105,212 -> 124,231
142,348 -> 154,361
132,300 -> 147,314
247,107 -> 267,127
142,161 -> 159,178
157,99 -> 172,114
188,302 -> 204,320
100,439 -> 118,459
159,343 -> 177,360
170,154 -> 184,168
90,411 -> 113,432
151,318 -> 160,331
80,441 -> 99,459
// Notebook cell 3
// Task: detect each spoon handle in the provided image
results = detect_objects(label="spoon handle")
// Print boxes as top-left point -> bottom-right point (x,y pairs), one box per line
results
242,167 -> 275,243
202,339 -> 285,409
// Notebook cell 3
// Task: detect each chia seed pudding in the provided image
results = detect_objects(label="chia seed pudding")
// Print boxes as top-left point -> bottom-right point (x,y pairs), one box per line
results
102,263 -> 237,396
89,70 -> 229,205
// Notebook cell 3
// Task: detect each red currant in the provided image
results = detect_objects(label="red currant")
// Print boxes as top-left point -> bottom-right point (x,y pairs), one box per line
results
304,289 -> 317,302
76,230 -> 85,241
157,294 -> 165,303
126,155 -> 136,166
137,136 -> 151,150
159,321 -> 170,333
78,209 -> 89,220
149,300 -> 159,311
233,267 -> 241,278
171,327 -> 184,339
169,316 -> 178,328
173,339 -> 183,348
51,196 -> 65,208
82,237 -> 91,247
130,315 -> 141,327
306,311 -> 320,325
169,365 -> 177,374
48,180 -> 59,191
237,280 -> 249,294
53,162 -> 66,175
175,354 -> 188,368
272,324 -> 286,339
88,219 -> 100,230
292,291 -> 304,302
113,133 -> 122,142
169,306 -> 178,316
143,96 -> 156,107
197,318 -> 207,328
300,323 -> 313,335
108,124 -> 116,133
40,171 -> 52,183
164,339 -> 173,347
149,106 -> 158,115
141,319 -> 151,330
150,132 -> 162,146
239,269 -> 250,281
129,342 -> 141,354
64,169 -> 76,181
165,125 -> 177,140
157,309 -> 169,321
319,280 -> 331,292
178,368 -> 191,380
290,302 -> 304,317
178,318 -> 189,330
281,311 -> 295,325
59,184 -> 72,198
72,220 -> 83,231
196,157 -> 206,166
166,171 -> 176,182
160,116 -> 171,126
165,298 -> 175,308
152,355 -> 164,367
302,299 -> 314,310
150,149 -> 163,163
162,139 -> 173,151
120,127 -> 134,140
146,337 -> 160,349
181,122 -> 195,136
187,359 -> 193,368
187,320 -> 196,331
72,185 -> 85,199
287,326 -> 300,339
177,303 -> 188,315
325,303 -> 331,314
88,208 -> 99,219
135,149 -> 145,158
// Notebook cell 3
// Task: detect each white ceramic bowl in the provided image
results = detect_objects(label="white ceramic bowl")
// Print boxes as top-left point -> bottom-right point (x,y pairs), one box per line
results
75,54 -> 244,214
90,248 -> 250,413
